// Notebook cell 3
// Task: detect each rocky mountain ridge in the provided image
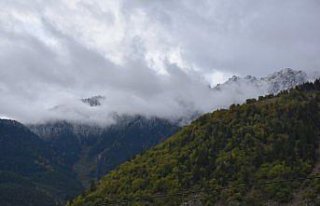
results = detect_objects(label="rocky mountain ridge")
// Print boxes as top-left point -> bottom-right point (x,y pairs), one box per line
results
215,68 -> 315,94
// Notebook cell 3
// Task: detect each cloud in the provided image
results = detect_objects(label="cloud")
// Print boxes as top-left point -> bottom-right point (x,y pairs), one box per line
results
0,0 -> 319,124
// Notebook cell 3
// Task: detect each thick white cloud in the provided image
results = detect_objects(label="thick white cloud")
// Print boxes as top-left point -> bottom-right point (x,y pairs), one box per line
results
0,0 -> 319,124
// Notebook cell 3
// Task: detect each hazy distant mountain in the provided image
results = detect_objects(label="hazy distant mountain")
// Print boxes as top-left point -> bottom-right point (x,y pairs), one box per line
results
76,68 -> 318,126
215,68 -> 316,94
28,115 -> 179,187
0,119 -> 82,206
47,68 -> 318,127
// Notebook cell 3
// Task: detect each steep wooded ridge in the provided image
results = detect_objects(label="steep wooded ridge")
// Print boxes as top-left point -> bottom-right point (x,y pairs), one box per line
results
0,116 -> 177,206
29,116 -> 178,187
70,80 -> 320,206
0,120 -> 82,206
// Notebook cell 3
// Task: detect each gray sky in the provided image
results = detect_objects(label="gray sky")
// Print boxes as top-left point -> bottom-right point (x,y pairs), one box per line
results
0,0 -> 319,123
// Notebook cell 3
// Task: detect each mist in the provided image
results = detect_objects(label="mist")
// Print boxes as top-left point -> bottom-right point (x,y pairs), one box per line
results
0,0 -> 319,124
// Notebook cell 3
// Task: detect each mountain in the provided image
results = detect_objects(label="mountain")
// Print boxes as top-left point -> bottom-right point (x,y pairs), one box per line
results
215,68 -> 315,94
0,119 -> 83,206
81,96 -> 105,107
69,80 -> 320,206
28,115 -> 179,187
47,68 -> 316,127
262,68 -> 308,93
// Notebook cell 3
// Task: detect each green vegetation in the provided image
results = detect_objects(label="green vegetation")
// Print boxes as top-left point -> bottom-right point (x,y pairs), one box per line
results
70,80 -> 320,205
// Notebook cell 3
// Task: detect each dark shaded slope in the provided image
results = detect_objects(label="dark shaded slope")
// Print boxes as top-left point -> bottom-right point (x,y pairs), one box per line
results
70,80 -> 320,205
91,116 -> 179,179
29,116 -> 178,187
0,120 -> 82,206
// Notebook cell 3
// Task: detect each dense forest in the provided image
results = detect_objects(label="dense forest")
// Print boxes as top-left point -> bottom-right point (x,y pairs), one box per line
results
29,116 -> 178,187
70,79 -> 320,205
0,120 -> 83,206
0,115 -> 177,205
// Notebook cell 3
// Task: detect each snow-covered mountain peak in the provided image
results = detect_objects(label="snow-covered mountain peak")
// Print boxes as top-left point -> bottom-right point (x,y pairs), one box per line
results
262,68 -> 308,94
215,68 -> 313,94
264,68 -> 306,81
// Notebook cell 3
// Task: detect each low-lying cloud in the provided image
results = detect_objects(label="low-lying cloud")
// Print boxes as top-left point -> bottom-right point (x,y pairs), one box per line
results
0,0 -> 319,124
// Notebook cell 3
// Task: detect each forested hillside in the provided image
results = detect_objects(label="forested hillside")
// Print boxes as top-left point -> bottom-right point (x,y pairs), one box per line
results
0,115 -> 178,206
0,120 -> 83,206
29,116 -> 178,187
70,80 -> 320,206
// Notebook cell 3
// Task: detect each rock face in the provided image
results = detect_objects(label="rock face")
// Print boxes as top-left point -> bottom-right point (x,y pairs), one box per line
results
262,68 -> 308,94
28,115 -> 179,187
81,96 -> 105,107
215,68 -> 314,94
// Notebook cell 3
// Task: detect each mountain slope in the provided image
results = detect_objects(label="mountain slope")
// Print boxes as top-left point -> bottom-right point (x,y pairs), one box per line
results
29,116 -> 179,187
0,120 -> 83,206
70,80 -> 320,205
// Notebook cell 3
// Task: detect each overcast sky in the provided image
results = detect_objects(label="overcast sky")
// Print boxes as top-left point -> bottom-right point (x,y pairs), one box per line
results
0,0 -> 320,124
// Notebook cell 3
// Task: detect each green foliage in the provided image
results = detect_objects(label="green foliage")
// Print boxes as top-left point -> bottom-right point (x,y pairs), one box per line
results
70,80 -> 320,205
